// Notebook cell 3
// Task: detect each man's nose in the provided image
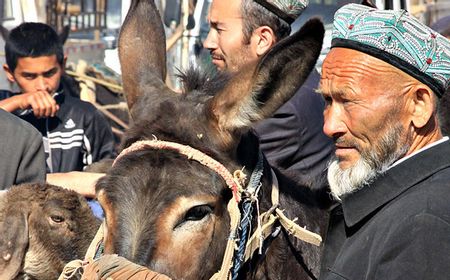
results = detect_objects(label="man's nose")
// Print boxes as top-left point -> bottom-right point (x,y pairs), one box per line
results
203,30 -> 217,50
35,76 -> 48,92
323,104 -> 347,139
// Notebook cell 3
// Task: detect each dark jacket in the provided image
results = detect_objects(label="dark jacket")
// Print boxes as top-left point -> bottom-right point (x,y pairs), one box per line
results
320,139 -> 450,280
0,109 -> 45,189
0,89 -> 115,173
254,69 -> 333,188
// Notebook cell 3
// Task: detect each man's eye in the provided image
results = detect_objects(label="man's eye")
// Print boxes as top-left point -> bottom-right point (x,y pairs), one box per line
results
44,69 -> 57,78
22,74 -> 36,80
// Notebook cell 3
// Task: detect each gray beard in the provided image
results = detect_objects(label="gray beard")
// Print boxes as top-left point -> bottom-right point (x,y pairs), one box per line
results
328,124 -> 410,201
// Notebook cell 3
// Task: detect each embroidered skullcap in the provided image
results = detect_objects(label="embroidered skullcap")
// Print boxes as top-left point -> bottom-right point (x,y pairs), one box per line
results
331,4 -> 450,97
253,0 -> 309,24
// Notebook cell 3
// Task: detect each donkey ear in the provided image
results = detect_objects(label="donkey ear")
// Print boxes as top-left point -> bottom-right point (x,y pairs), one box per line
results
0,213 -> 29,280
210,18 -> 324,132
0,25 -> 10,41
58,25 -> 70,45
119,0 -> 175,117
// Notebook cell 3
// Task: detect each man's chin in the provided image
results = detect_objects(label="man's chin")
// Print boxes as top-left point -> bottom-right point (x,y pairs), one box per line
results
335,156 -> 361,171
211,59 -> 226,71
328,158 -> 377,200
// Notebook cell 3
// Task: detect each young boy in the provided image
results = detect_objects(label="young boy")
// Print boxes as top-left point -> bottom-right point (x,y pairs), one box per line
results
0,22 -> 115,173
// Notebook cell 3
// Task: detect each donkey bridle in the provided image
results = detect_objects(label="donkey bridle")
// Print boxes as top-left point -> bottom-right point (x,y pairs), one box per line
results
60,138 -> 322,280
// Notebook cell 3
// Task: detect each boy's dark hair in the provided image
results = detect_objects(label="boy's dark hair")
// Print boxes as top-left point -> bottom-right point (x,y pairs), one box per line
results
5,22 -> 64,72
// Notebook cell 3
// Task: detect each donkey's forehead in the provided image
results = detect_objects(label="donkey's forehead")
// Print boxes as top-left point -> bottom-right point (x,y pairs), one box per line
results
127,100 -> 214,144
101,150 -> 231,202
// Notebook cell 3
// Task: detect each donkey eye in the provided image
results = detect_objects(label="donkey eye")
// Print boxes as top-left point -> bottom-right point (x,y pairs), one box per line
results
184,205 -> 213,222
50,215 -> 65,223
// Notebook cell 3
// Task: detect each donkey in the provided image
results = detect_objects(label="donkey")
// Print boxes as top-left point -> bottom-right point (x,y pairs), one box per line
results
0,183 -> 100,280
94,0 -> 331,279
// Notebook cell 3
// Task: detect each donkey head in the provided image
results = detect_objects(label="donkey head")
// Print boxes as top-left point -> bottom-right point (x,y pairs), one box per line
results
96,0 -> 324,279
0,183 -> 100,280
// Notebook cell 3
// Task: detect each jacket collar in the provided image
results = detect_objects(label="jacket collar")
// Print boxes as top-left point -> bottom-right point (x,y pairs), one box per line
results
341,139 -> 450,228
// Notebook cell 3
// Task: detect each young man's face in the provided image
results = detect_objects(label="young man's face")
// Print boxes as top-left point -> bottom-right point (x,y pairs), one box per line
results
203,0 -> 257,73
4,55 -> 63,95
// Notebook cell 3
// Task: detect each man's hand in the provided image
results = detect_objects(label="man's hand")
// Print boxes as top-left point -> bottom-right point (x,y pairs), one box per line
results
18,90 -> 59,118
0,90 -> 59,118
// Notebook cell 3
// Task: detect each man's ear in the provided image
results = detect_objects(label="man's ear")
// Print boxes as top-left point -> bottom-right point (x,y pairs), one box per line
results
3,64 -> 15,83
252,26 -> 276,57
408,85 -> 435,128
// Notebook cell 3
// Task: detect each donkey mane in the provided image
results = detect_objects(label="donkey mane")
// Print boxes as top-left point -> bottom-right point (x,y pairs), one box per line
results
177,66 -> 231,96
96,1 -> 328,278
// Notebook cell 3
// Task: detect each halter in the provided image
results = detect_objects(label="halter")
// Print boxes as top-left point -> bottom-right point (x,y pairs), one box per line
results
59,138 -> 322,280
113,139 -> 245,202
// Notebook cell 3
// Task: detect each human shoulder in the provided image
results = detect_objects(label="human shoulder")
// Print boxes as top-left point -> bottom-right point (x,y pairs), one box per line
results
0,109 -> 40,138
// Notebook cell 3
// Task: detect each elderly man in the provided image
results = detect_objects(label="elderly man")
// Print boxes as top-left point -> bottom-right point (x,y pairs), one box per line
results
318,4 -> 450,279
203,0 -> 333,188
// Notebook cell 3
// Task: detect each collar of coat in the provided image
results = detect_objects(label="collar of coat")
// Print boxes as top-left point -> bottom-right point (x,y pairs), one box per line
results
340,139 -> 450,228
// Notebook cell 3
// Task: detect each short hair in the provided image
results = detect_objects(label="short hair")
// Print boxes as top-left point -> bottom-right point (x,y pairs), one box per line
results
240,0 -> 291,44
5,22 -> 64,72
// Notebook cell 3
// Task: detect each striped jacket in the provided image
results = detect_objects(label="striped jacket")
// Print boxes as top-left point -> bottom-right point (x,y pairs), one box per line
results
0,89 -> 115,173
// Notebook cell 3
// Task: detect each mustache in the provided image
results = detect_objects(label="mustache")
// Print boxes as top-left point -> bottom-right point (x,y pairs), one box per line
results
334,137 -> 361,150
209,51 -> 224,60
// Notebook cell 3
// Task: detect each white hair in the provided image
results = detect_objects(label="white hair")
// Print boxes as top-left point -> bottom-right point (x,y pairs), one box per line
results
328,123 -> 410,201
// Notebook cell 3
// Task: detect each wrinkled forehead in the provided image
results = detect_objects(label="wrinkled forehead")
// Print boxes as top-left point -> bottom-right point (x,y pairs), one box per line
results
319,47 -> 410,95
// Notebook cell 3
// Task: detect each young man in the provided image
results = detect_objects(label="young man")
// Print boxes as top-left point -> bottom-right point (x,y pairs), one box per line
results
203,0 -> 333,187
0,22 -> 115,173
318,4 -> 450,279
0,108 -> 45,190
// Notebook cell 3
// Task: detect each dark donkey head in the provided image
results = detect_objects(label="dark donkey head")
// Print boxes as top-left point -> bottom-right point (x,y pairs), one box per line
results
96,0 -> 325,279
0,183 -> 100,280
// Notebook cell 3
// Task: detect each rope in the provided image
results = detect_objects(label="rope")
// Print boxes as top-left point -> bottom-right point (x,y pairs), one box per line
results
231,151 -> 264,279
210,198 -> 241,280
113,138 -> 246,280
59,139 -> 322,280
242,169 -> 322,265
114,138 -> 244,202
58,222 -> 105,280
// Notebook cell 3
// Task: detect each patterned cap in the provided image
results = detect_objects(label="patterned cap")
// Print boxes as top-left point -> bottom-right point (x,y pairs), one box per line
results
331,4 -> 450,97
254,0 -> 309,24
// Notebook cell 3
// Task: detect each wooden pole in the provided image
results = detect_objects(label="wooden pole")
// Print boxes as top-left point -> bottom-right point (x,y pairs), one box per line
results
65,70 -> 124,93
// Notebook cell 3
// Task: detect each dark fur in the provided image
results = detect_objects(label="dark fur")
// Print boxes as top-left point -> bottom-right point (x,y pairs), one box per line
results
4,22 -> 65,71
96,0 -> 330,279
0,183 -> 100,280
98,72 -> 329,279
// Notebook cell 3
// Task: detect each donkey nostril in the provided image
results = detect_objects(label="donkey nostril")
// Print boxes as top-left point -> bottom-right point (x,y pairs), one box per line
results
3,252 -> 11,261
